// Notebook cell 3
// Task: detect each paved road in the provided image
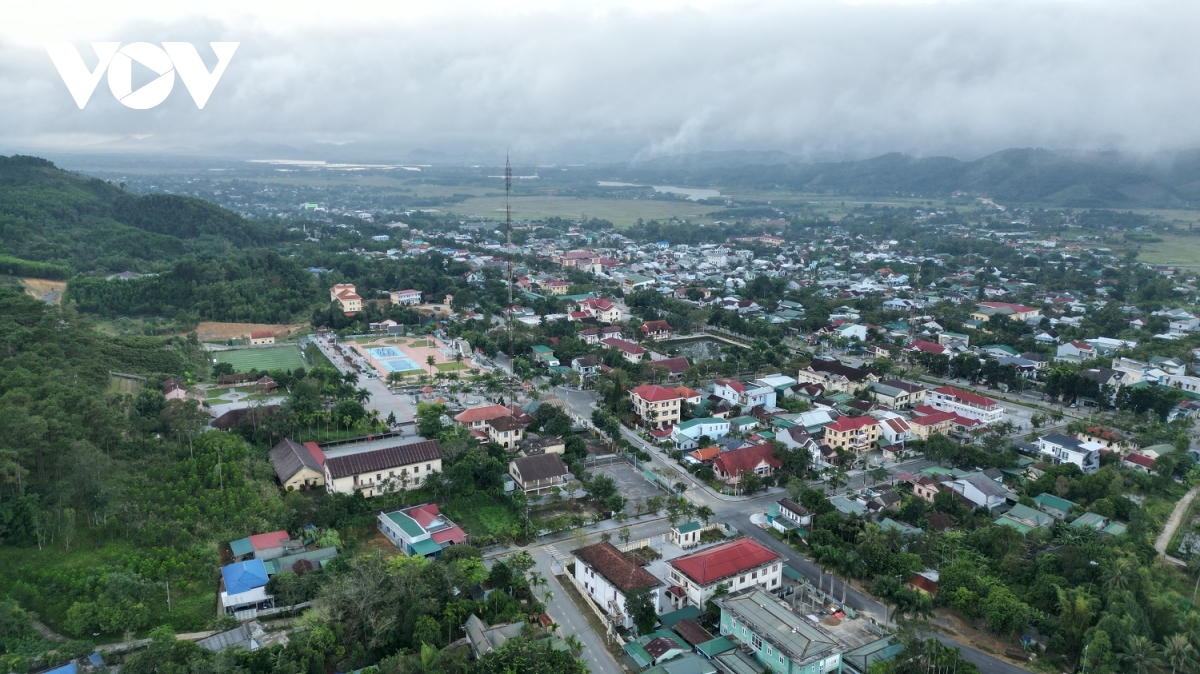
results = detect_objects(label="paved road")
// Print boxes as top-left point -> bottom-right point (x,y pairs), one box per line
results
529,546 -> 623,674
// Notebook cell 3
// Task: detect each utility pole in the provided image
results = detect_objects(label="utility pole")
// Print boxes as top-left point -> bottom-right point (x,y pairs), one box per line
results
506,156 -> 515,409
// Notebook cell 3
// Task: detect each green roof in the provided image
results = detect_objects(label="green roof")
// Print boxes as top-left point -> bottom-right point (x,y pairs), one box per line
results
730,416 -> 757,426
1032,493 -> 1075,513
879,518 -> 921,535
781,565 -> 804,580
623,642 -> 653,668
263,547 -> 339,574
229,537 -> 254,557
563,293 -> 597,302
676,521 -> 702,534
695,636 -> 736,658
658,605 -> 703,628
531,345 -> 555,354
384,511 -> 425,538
411,537 -> 444,557
995,516 -> 1033,534
678,417 -> 724,430
1102,521 -> 1128,536
1071,512 -> 1109,529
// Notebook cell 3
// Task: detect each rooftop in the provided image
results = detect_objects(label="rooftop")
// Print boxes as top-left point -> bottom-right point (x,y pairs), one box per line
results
670,538 -> 780,586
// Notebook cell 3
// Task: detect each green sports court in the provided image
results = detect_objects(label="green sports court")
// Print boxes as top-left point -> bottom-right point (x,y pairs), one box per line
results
213,345 -> 308,373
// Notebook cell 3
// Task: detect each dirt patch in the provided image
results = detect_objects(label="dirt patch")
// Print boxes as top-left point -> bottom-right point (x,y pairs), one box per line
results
20,278 -> 67,305
355,530 -> 405,558
930,608 -> 1024,663
193,321 -> 308,342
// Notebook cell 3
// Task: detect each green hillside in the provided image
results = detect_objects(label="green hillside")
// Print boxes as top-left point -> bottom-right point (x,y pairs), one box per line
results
0,155 -> 292,273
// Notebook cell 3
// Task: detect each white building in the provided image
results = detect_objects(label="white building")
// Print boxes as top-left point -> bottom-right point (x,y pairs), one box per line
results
664,538 -> 782,611
1038,434 -> 1102,474
712,378 -> 777,410
573,542 -> 663,629
323,440 -> 443,497
391,289 -> 422,305
672,417 -> 731,451
927,386 -> 1004,424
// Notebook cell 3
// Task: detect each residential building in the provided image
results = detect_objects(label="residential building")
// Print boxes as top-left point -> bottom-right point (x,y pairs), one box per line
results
631,384 -> 683,430
1056,341 -> 1097,363
248,330 -> 275,345
713,378 -> 777,409
454,404 -> 513,431
973,302 -> 1041,322
911,476 -> 943,504
602,337 -> 646,364
927,386 -> 1004,424
378,503 -> 467,559
822,416 -> 880,454
716,589 -> 861,674
796,358 -> 877,394
640,320 -> 674,341
712,444 -> 782,489
1031,493 -> 1076,520
946,474 -> 1013,512
323,440 -> 443,497
667,538 -> 782,610
220,559 -> 273,615
908,411 -> 955,440
672,417 -> 731,451
330,283 -> 362,315
508,453 -> 569,494
390,288 -> 422,305
531,345 -> 560,367
1038,434 -> 1102,474
1076,426 -> 1137,454
995,503 -> 1055,533
578,297 -> 622,323
670,521 -> 703,549
487,416 -> 525,449
573,541 -> 662,630
268,439 -> 326,490
877,379 -> 927,408
571,355 -> 601,377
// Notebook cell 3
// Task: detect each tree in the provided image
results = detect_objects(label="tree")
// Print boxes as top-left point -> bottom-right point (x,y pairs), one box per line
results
625,587 -> 658,636
1122,635 -> 1162,674
472,637 -> 587,674
1164,633 -> 1197,674
695,505 -> 714,525
427,354 -> 437,376
869,466 -> 889,487
619,527 -> 632,545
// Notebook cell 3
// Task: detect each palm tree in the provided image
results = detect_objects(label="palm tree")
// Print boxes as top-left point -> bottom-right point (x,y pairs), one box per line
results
1123,635 -> 1162,674
427,354 -> 437,376
1164,633 -> 1197,674
696,505 -> 715,525
1104,557 -> 1134,594
353,387 -> 371,404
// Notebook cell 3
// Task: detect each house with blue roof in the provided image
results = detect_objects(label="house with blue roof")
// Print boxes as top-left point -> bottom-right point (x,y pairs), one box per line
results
220,558 -> 273,615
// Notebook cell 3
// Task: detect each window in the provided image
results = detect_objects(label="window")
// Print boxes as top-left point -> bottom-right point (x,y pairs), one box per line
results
751,635 -> 762,650
414,466 -> 420,474
779,655 -> 784,664
376,473 -> 381,481
741,627 -> 746,636
767,646 -> 772,656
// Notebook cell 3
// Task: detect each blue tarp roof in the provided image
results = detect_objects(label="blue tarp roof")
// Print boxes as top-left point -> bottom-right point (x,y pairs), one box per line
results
221,558 -> 269,595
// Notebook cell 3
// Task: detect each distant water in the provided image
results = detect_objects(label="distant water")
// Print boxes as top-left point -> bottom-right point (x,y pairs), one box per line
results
597,181 -> 721,201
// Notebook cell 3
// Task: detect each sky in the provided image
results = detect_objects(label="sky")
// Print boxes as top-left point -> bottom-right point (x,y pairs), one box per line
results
0,0 -> 1197,163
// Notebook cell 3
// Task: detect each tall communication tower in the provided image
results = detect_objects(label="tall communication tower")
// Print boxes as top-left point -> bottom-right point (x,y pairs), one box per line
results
505,156 -> 515,408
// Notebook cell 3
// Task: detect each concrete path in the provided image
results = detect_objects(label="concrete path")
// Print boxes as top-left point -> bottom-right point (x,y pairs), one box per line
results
1155,486 -> 1199,557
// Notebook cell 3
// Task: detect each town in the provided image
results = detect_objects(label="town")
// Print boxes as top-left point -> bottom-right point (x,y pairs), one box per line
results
3,147 -> 1200,674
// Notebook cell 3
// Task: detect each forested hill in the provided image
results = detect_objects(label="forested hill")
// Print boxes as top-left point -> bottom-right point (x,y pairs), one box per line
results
0,155 -> 291,273
622,148 -> 1200,208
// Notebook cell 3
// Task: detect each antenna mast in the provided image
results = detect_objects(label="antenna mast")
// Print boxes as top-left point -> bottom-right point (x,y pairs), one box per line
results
505,156 -> 515,408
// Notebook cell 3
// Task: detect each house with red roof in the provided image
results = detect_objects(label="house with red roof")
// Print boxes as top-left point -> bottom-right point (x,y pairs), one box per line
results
602,337 -> 646,364
454,404 -> 513,430
907,410 -> 955,440
573,542 -> 662,629
640,320 -> 673,341
1122,452 -> 1157,473
577,297 -> 622,323
907,340 -> 948,356
973,301 -> 1041,322
248,330 -> 275,345
330,284 -> 362,315
712,444 -> 782,490
665,538 -> 782,609
631,384 -> 682,429
927,386 -> 1004,424
822,415 -> 880,454
229,530 -> 299,561
269,438 -> 326,490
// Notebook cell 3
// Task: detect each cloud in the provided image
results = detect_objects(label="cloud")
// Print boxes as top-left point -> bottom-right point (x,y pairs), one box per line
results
1,0 -> 1198,162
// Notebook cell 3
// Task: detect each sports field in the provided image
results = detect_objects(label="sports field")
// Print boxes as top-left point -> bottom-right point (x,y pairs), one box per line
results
214,345 -> 307,373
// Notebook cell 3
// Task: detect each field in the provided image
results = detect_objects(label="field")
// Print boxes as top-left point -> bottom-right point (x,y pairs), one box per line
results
194,321 -> 308,342
448,195 -> 719,228
214,345 -> 307,372
442,493 -> 523,544
19,278 -> 67,305
1127,232 -> 1200,266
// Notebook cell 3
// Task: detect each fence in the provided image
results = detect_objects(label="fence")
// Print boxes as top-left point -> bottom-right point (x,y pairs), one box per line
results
615,534 -> 665,553
560,569 -> 626,646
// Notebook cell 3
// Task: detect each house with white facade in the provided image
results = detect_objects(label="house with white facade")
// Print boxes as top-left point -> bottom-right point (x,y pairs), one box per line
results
390,289 -> 422,305
573,542 -> 663,629
665,538 -> 783,610
324,440 -> 442,497
1038,434 -> 1102,474
712,378 -> 777,410
927,386 -> 1004,425
672,417 -> 731,451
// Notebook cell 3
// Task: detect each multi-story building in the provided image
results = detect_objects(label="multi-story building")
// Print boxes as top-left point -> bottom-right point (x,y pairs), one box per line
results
486,416 -> 525,449
927,386 -> 1004,425
330,283 -> 362,315
713,378 -> 777,410
1038,434 -> 1102,474
602,337 -> 646,364
716,589 -> 864,674
795,358 -> 877,394
630,384 -> 682,429
573,542 -> 662,630
640,320 -> 673,341
666,538 -> 782,610
822,416 -> 879,454
324,440 -> 442,497
672,417 -> 731,451
390,289 -> 422,305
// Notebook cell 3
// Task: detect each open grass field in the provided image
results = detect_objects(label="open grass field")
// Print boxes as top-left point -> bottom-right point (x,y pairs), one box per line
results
19,278 -> 67,305
214,345 -> 307,372
1126,233 -> 1200,266
448,194 -> 719,228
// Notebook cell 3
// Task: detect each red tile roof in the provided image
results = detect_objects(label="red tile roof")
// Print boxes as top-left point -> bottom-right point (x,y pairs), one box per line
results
669,538 -> 780,585
712,443 -> 781,478
909,411 -> 956,426
573,542 -> 660,593
1124,453 -> 1156,468
688,446 -> 721,462
602,338 -> 646,355
908,340 -> 948,355
932,386 -> 998,409
454,404 -> 512,424
825,415 -> 879,433
249,530 -> 289,550
249,330 -> 274,339
716,378 -> 748,393
633,384 -> 681,402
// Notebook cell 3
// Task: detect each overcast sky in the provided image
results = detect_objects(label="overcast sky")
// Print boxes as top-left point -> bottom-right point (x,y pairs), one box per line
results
1,0 -> 1197,163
